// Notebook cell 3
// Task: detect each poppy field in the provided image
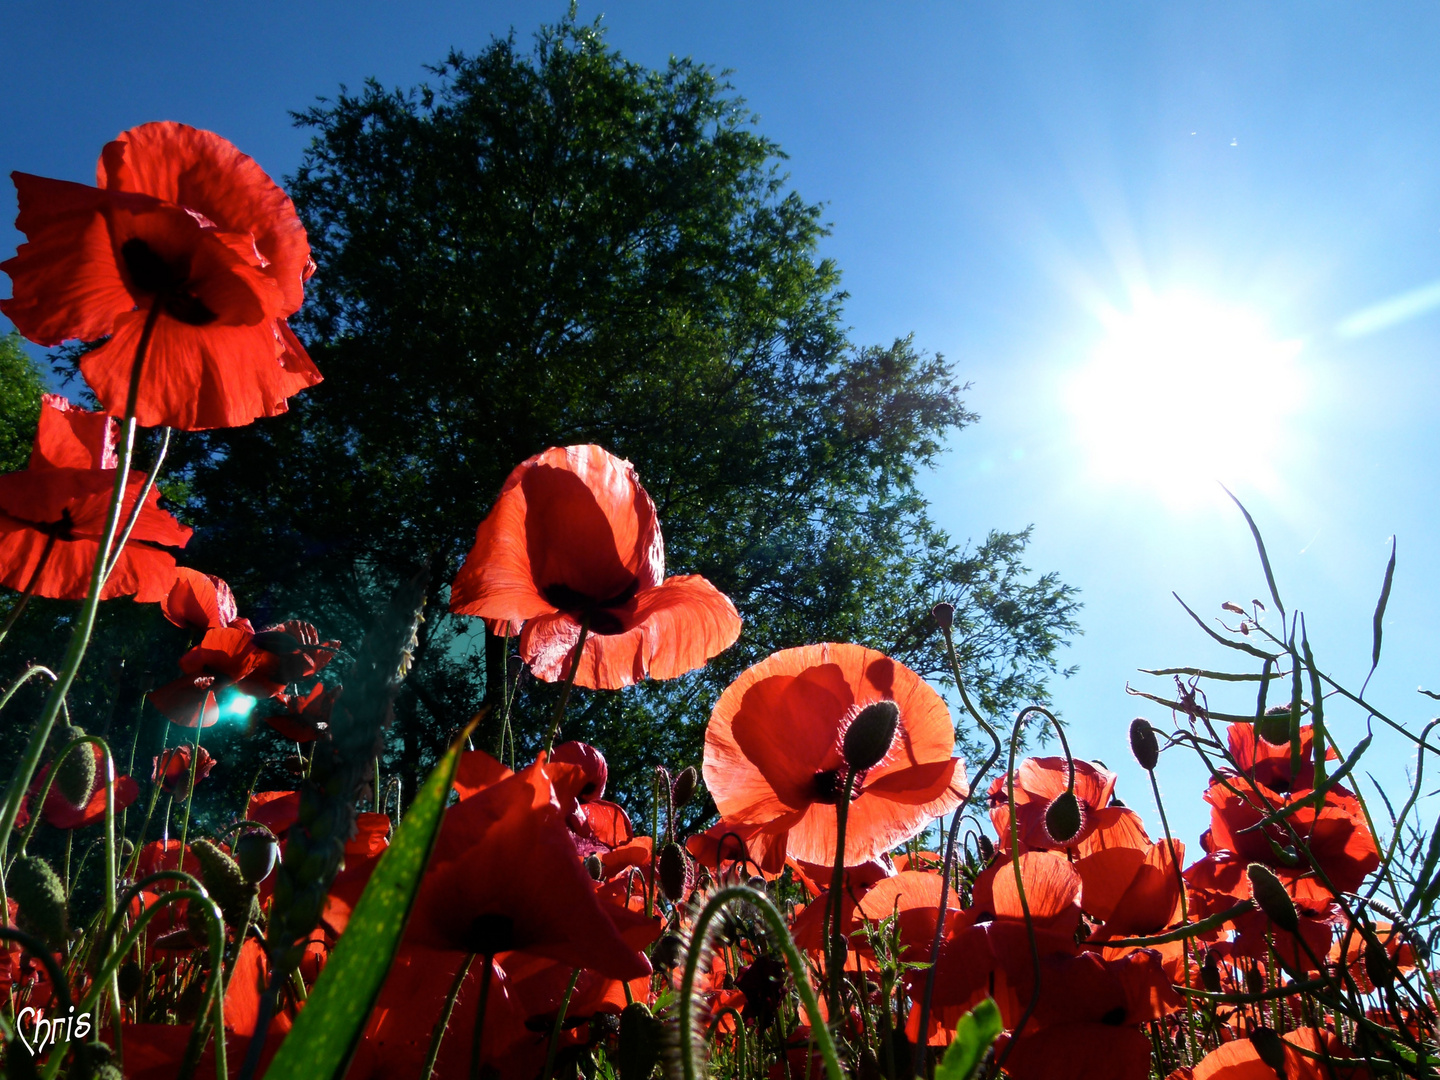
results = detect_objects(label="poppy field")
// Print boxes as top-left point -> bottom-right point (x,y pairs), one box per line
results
0,121 -> 1436,1080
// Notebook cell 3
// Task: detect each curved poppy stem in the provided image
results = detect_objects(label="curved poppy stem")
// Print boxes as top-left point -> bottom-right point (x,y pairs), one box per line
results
0,301 -> 160,870
678,886 -> 844,1080
539,967 -> 580,1080
544,616 -> 590,754
0,532 -> 57,649
421,952 -> 475,1080
912,619 -> 1004,1078
987,704 -> 1068,1080
469,954 -> 495,1080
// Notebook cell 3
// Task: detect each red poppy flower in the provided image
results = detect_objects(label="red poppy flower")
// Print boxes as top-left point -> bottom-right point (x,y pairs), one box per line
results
150,620 -> 337,726
264,681 -> 338,742
989,756 -> 1149,857
28,744 -> 139,829
1190,1027 -> 1369,1080
1184,853 -> 1337,972
450,445 -> 742,689
0,395 -> 190,601
408,757 -> 655,979
150,743 -> 216,795
160,566 -> 239,631
2,122 -> 321,430
703,643 -> 968,866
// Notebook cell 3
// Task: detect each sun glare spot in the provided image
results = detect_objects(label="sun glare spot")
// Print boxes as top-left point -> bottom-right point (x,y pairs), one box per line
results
219,690 -> 257,721
1066,292 -> 1302,504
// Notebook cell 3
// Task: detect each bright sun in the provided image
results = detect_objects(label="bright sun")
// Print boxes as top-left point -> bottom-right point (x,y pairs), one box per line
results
1065,291 -> 1302,503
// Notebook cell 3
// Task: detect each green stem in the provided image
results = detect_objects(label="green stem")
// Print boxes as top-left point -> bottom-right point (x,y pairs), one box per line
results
101,426 -> 171,586
539,967 -> 579,1080
679,886 -> 844,1080
423,952 -> 475,1080
543,615 -> 589,754
175,720 -> 205,876
826,769 -> 855,1020
467,956 -> 495,1080
0,302 -> 159,868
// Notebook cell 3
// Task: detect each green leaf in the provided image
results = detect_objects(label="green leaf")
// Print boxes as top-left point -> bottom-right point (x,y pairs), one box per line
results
1369,536 -> 1397,679
934,997 -> 1002,1080
261,729 -> 471,1080
1222,485 -> 1285,621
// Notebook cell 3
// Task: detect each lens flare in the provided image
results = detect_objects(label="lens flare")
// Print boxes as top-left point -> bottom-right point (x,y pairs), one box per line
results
219,690 -> 257,721
1066,291 -> 1302,504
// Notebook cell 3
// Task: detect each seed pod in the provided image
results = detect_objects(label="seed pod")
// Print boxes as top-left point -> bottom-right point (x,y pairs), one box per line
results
658,842 -> 687,902
842,701 -> 900,772
1044,790 -> 1084,844
235,830 -> 279,884
1200,951 -> 1221,993
118,960 -> 144,1000
55,726 -> 96,806
1246,863 -> 1299,934
191,838 -> 260,931
584,855 -> 604,881
1257,703 -> 1293,746
671,766 -> 698,809
9,855 -> 69,947
651,934 -> 684,969
1364,932 -> 1395,989
1250,1027 -> 1287,1074
931,602 -> 955,630
1128,719 -> 1159,771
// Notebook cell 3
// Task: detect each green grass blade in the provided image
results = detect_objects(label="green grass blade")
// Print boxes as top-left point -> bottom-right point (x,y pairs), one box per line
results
261,729 -> 471,1080
1221,485 -> 1285,621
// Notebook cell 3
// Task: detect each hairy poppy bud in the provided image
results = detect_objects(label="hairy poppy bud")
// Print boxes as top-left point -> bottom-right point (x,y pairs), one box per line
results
1200,951 -> 1221,993
1129,718 -> 1159,771
977,834 -> 995,863
1044,790 -> 1084,844
584,854 -> 604,881
617,1000 -> 662,1080
1364,932 -> 1395,989
651,934 -> 684,969
118,960 -> 144,1000
746,876 -> 766,892
843,701 -> 900,772
55,726 -> 96,807
1250,1027 -> 1287,1074
672,766 -> 698,808
10,855 -> 69,947
235,830 -> 279,884
658,842 -> 687,902
71,1041 -> 122,1080
1247,863 -> 1299,934
931,602 -> 955,630
191,838 -> 260,931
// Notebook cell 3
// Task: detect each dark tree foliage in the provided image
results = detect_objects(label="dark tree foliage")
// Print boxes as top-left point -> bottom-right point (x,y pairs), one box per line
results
0,333 -> 45,474
153,16 -> 1078,809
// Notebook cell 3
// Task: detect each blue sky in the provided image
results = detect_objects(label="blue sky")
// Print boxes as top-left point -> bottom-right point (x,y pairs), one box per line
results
4,2 -> 1439,848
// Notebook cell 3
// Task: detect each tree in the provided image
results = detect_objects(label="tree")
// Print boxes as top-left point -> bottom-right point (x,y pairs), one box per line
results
171,14 -> 1080,806
0,332 -> 45,474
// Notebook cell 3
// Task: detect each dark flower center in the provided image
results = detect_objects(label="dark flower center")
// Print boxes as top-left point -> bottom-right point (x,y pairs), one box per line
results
542,579 -> 640,635
121,238 -> 219,326
1100,1005 -> 1127,1026
36,508 -> 76,542
465,912 -> 518,956
812,769 -> 844,805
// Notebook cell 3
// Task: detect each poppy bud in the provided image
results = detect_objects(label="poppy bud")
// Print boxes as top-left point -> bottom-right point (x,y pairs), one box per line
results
9,855 -> 69,948
1128,718 -> 1159,771
1044,790 -> 1084,844
118,960 -> 144,1000
55,726 -> 96,807
1246,863 -> 1299,934
251,629 -> 302,655
931,602 -> 955,630
584,854 -> 604,880
71,1041 -> 122,1080
1200,951 -> 1221,993
235,830 -> 279,884
977,834 -> 995,862
191,838 -> 261,931
658,842 -> 687,902
651,934 -> 684,969
1250,1028 -> 1287,1074
672,766 -> 698,808
1364,932 -> 1395,989
1244,964 -> 1264,997
842,701 -> 900,772
617,1001 -> 662,1080
746,876 -> 767,892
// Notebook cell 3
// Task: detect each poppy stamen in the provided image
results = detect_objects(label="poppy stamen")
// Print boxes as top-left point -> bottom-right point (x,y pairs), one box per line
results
120,238 -> 218,326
